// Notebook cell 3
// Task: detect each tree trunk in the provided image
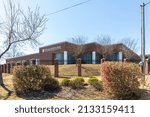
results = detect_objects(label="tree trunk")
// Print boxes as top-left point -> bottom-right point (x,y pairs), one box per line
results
0,72 -> 12,94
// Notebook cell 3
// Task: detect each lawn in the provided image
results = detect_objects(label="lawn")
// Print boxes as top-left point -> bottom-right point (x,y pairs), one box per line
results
0,63 -> 150,100
48,64 -> 100,77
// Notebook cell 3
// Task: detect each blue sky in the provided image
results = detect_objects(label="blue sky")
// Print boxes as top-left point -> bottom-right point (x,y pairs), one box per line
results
1,0 -> 150,55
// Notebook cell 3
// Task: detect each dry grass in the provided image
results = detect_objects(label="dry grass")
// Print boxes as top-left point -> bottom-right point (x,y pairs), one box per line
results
0,74 -> 22,100
48,64 -> 100,77
0,67 -> 150,100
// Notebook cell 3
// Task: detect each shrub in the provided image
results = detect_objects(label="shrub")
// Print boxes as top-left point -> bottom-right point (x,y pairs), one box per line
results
70,77 -> 85,89
101,62 -> 142,99
43,78 -> 60,92
88,77 -> 99,84
13,65 -> 60,94
61,78 -> 70,86
88,77 -> 103,91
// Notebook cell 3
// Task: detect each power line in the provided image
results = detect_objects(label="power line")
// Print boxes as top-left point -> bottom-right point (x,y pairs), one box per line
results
47,0 -> 93,16
145,1 -> 150,6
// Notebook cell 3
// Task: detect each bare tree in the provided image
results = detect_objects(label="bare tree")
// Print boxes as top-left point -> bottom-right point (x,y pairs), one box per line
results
0,0 -> 47,94
120,38 -> 138,52
6,43 -> 24,58
69,35 -> 87,60
96,35 -> 112,45
119,38 -> 139,60
96,35 -> 114,59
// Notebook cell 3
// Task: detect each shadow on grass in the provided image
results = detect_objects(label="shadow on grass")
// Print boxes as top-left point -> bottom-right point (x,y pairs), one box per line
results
16,89 -> 62,100
140,89 -> 150,100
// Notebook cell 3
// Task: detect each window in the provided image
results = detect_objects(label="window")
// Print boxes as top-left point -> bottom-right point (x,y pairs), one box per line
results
81,53 -> 92,64
106,53 -> 118,61
68,54 -> 75,64
54,53 -> 64,64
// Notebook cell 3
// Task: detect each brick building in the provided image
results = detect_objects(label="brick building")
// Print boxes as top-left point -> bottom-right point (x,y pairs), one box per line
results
6,41 -> 141,65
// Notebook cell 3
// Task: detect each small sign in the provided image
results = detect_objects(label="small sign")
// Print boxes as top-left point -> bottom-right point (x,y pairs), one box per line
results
43,46 -> 61,52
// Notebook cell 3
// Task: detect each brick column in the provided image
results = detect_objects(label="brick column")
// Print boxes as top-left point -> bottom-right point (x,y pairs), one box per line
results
77,58 -> 82,76
146,58 -> 150,74
1,65 -> 4,73
7,63 -> 10,73
4,64 -> 7,73
3,64 -> 5,73
10,63 -> 14,73
54,59 -> 59,77
0,65 -> 2,73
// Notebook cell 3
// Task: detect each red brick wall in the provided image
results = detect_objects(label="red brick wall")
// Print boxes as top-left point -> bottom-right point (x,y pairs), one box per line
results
6,41 -> 141,64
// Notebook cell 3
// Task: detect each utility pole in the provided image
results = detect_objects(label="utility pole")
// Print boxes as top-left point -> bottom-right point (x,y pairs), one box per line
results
140,2 -> 150,86
141,3 -> 145,83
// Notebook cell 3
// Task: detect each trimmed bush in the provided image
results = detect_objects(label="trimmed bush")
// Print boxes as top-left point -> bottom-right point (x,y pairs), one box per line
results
61,78 -> 70,86
13,65 -> 60,94
70,77 -> 85,89
101,62 -> 142,99
88,77 -> 99,84
43,78 -> 60,92
88,77 -> 103,91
